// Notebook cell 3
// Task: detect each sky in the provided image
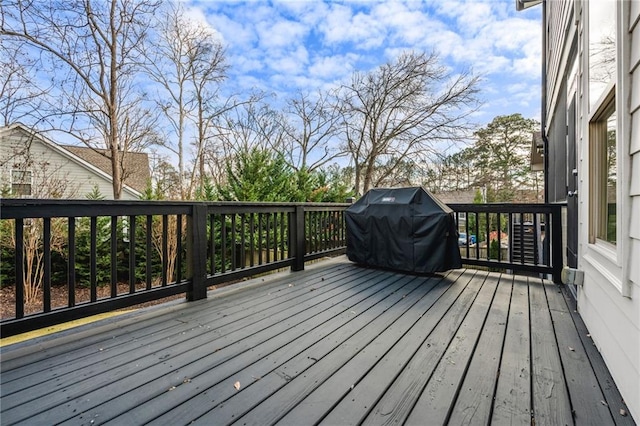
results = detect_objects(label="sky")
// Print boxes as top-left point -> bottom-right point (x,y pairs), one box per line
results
185,0 -> 543,126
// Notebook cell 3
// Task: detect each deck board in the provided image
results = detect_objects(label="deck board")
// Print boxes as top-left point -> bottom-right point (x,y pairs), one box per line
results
221,273 -> 439,426
107,270 -> 428,425
447,274 -> 512,425
0,257 -> 635,426
362,270 -> 485,426
404,273 -> 500,425
543,279 -> 616,425
490,275 -> 531,425
529,276 -> 573,425
275,273 -> 453,426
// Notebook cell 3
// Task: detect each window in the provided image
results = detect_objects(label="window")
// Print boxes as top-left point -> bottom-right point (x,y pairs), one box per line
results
11,169 -> 32,196
589,97 -> 616,245
588,0 -> 617,247
588,0 -> 616,111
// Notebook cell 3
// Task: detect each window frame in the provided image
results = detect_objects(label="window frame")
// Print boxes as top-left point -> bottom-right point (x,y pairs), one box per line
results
588,89 -> 616,247
10,169 -> 33,197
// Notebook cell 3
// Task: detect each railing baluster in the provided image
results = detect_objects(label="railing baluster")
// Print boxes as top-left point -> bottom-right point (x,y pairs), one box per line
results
271,213 -> 277,262
221,213 -> 227,273
249,213 -> 255,267
129,215 -> 136,294
231,214 -> 237,271
111,216 -> 118,297
44,217 -> 51,312
15,218 -> 24,319
240,213 -> 246,269
464,212 -> 470,258
266,213 -> 271,263
324,211 -> 329,251
508,213 -> 514,263
474,213 -> 480,260
210,213 -> 216,274
311,211 -> 315,253
68,217 -> 76,307
146,215 -> 152,290
162,215 -> 168,286
496,213 -> 502,263
533,213 -> 539,265
257,213 -> 263,265
519,214 -> 525,264
280,212 -> 286,260
90,217 -> 97,302
485,212 -> 491,261
545,212 -> 552,267
176,214 -> 183,283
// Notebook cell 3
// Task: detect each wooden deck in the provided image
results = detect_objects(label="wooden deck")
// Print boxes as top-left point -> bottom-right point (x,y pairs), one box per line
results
0,257 -> 634,426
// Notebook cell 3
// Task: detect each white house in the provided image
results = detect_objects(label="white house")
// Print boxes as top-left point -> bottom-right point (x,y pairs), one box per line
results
0,123 -> 149,200
524,0 -> 640,420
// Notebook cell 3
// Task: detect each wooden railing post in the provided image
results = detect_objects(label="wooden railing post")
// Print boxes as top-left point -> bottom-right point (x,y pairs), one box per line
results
551,204 -> 564,284
291,205 -> 305,271
187,203 -> 208,301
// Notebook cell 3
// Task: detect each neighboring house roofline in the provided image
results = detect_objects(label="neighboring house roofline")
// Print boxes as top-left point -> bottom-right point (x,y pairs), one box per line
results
0,123 -> 143,199
61,145 -> 150,193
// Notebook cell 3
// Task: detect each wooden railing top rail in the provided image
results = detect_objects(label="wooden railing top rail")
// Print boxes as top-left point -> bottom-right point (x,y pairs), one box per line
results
0,199 -> 352,218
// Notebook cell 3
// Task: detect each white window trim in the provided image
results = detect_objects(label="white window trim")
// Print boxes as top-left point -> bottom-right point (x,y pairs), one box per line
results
583,0 -> 632,298
10,169 -> 33,196
587,89 -> 616,247
583,249 -> 623,293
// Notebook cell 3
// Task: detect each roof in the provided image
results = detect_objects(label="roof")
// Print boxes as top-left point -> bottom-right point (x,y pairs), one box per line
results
434,189 -> 478,204
62,145 -> 150,194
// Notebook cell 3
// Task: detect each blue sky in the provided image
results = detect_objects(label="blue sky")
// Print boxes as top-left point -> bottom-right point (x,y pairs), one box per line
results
185,0 -> 543,126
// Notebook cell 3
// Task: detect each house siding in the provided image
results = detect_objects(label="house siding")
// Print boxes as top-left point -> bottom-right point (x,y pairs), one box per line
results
544,0 -> 640,421
545,0 -> 574,121
0,127 -> 140,200
628,0 -> 639,288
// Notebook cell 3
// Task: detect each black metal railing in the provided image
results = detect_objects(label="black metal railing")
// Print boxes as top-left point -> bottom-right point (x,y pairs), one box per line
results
0,200 -> 348,337
448,203 -> 565,283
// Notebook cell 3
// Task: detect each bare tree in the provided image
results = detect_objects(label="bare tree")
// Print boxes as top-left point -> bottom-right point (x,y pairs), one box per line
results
0,40 -> 53,127
213,95 -> 285,170
143,2 -> 228,199
280,90 -> 345,173
1,0 -> 161,199
337,51 -> 479,195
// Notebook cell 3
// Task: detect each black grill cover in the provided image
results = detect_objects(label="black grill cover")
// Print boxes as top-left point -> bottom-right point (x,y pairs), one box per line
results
345,187 -> 462,273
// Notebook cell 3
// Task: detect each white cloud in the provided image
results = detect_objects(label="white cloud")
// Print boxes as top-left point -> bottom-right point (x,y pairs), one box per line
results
207,13 -> 257,48
191,0 -> 543,123
256,18 -> 308,50
319,4 -> 386,49
309,54 -> 357,80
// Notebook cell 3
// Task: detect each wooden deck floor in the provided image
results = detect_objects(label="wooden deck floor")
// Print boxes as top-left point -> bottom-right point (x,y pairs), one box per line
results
0,257 -> 634,426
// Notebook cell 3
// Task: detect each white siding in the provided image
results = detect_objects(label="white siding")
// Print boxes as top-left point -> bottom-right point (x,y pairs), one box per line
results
539,0 -> 640,420
576,266 -> 639,416
632,108 -> 640,155
0,127 -> 139,200
573,0 -> 640,421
